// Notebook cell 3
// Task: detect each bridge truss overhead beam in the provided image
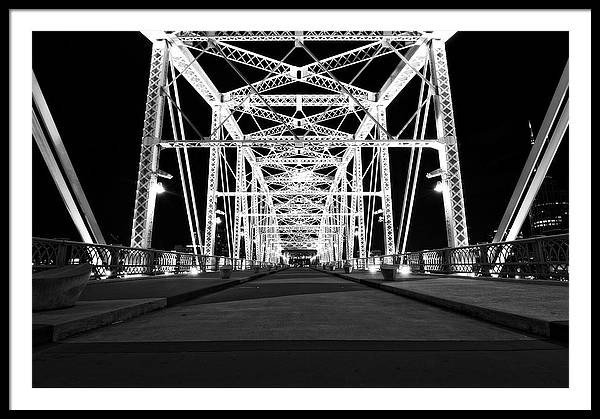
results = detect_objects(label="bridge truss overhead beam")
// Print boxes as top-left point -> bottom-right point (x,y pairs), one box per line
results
174,31 -> 424,42
133,31 -> 467,260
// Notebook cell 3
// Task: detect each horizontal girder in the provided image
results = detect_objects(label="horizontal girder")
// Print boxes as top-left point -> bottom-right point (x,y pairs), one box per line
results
217,191 -> 381,197
224,94 -> 370,107
173,30 -> 426,42
158,139 -> 442,148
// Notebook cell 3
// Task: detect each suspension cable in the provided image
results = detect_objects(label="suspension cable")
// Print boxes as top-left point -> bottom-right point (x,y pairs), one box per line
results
401,86 -> 432,254
396,56 -> 430,253
169,60 -> 203,254
165,69 -> 199,261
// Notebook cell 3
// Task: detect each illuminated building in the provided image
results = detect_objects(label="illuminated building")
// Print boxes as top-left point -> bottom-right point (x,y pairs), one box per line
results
529,176 -> 568,236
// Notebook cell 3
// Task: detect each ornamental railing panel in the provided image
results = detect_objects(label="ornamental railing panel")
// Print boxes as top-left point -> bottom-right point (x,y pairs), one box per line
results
32,237 -> 279,280
340,234 -> 568,281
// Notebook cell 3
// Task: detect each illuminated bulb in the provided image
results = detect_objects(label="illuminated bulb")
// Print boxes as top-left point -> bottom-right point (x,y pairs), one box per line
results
398,265 -> 411,275
216,216 -> 222,224
434,181 -> 444,193
189,267 -> 199,276
104,270 -> 112,277
154,182 -> 165,195
368,265 -> 378,273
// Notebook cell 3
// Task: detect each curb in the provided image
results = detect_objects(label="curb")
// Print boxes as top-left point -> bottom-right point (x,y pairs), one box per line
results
165,267 -> 288,306
33,267 -> 288,346
33,298 -> 167,346
314,268 -> 568,343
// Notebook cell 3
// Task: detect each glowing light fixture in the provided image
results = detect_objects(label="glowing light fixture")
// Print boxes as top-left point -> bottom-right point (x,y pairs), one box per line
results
368,265 -> 378,273
216,216 -> 222,224
189,267 -> 199,276
154,182 -> 166,195
398,265 -> 411,275
434,181 -> 444,193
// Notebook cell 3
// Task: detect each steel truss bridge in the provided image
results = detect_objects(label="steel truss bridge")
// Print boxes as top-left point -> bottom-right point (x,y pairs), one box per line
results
127,30 -> 469,265
32,30 -> 568,269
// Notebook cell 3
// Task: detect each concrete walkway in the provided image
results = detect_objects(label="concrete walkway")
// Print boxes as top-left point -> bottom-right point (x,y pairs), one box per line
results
33,268 -> 567,387
33,268 -> 285,345
321,268 -> 568,341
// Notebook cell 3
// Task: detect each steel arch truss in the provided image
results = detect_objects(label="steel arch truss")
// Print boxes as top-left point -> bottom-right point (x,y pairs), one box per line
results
132,30 -> 468,263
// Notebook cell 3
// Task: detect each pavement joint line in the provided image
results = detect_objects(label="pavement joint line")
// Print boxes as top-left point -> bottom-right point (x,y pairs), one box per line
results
33,267 -> 289,346
312,268 -> 568,343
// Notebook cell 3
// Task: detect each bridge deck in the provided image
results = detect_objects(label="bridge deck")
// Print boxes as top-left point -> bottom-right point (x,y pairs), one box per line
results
33,268 -> 567,387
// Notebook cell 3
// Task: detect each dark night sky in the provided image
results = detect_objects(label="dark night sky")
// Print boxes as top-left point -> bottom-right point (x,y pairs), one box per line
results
32,31 -> 569,252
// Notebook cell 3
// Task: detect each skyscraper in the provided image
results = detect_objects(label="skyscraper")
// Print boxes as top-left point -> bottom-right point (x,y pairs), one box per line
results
529,176 -> 569,236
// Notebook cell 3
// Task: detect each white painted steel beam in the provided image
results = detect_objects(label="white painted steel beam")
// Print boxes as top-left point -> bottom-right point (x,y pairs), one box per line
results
130,39 -> 169,248
493,62 -> 569,243
32,72 -> 106,245
32,112 -> 94,244
429,38 -> 469,247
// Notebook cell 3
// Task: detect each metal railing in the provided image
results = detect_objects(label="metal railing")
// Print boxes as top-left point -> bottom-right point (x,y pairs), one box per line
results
332,234 -> 569,281
32,237 -> 281,279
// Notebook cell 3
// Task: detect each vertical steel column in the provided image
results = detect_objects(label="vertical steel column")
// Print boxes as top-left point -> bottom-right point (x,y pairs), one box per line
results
377,106 -> 395,255
250,171 -> 258,260
204,109 -> 222,256
233,146 -> 246,259
348,168 -> 356,260
354,147 -> 367,258
333,193 -> 338,261
262,208 -> 270,262
343,174 -> 351,260
130,40 -> 169,248
242,168 -> 251,260
336,199 -> 341,260
429,39 -> 469,247
255,194 -> 264,262
269,216 -> 276,262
